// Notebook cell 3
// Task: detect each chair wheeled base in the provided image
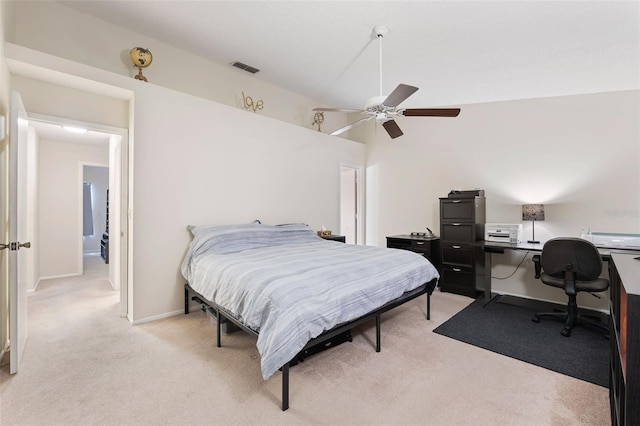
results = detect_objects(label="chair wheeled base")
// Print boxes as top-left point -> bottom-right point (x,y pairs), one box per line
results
531,294 -> 608,337
531,238 -> 610,338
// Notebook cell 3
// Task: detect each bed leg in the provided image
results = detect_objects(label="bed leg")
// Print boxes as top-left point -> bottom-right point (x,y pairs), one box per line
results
216,308 -> 222,348
282,362 -> 290,411
375,315 -> 381,352
427,293 -> 431,320
184,286 -> 189,315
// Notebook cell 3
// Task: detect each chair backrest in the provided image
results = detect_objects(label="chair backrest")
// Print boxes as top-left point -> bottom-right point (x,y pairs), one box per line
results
540,237 -> 603,281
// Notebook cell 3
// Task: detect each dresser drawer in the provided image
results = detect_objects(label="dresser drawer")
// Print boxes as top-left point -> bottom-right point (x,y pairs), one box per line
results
440,199 -> 476,222
440,265 -> 477,297
386,237 -> 411,251
441,223 -> 475,242
411,239 -> 432,254
441,243 -> 474,267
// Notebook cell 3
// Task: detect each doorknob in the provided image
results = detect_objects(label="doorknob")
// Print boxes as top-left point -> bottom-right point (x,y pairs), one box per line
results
0,242 -> 31,250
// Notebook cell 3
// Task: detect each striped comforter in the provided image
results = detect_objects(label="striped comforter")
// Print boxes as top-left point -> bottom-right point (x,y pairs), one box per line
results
181,223 -> 439,380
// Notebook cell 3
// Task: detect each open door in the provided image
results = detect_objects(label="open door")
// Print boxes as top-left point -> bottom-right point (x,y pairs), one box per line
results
5,91 -> 30,374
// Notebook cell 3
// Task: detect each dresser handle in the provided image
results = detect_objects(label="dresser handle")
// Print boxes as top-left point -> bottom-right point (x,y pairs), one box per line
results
452,200 -> 461,203
452,245 -> 461,249
452,223 -> 461,226
453,268 -> 462,272
415,241 -> 425,245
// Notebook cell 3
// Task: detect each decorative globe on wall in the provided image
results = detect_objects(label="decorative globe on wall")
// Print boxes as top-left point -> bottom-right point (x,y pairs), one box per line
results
130,47 -> 153,82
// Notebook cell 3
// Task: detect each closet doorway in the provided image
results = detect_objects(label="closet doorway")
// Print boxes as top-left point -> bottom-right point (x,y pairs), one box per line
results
82,165 -> 109,266
340,164 -> 364,245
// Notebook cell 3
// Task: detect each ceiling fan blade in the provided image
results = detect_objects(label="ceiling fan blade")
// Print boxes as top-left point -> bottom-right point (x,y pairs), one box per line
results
402,108 -> 461,117
383,84 -> 419,107
330,116 -> 374,136
382,119 -> 404,139
313,107 -> 367,113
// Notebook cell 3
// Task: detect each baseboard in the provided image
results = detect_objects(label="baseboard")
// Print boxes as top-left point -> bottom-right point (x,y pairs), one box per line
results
131,310 -> 180,325
40,272 -> 81,281
130,304 -> 204,325
26,278 -> 42,294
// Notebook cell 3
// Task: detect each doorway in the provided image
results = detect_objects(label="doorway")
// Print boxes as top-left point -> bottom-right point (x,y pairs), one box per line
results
27,115 -> 128,316
82,165 -> 109,271
340,164 -> 364,245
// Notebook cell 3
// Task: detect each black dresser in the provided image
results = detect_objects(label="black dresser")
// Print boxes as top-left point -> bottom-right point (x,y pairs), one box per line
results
609,253 -> 640,426
439,191 -> 486,297
100,189 -> 109,264
386,235 -> 441,273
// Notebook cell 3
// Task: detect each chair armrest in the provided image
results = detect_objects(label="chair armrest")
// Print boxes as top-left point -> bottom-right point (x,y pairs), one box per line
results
532,254 -> 541,279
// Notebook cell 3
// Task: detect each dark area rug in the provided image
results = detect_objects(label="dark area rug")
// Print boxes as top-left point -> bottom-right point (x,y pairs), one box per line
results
433,296 -> 609,388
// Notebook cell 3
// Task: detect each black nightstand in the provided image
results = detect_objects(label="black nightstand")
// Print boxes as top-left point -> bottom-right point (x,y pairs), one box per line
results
386,235 -> 441,273
320,235 -> 346,243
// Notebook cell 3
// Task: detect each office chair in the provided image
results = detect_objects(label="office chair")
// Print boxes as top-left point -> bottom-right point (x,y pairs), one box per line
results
531,237 -> 609,337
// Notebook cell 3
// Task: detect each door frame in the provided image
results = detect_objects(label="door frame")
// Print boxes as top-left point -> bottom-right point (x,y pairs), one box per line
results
28,113 -> 130,318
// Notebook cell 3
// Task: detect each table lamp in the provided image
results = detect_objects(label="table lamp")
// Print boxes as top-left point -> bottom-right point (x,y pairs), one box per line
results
522,204 -> 545,244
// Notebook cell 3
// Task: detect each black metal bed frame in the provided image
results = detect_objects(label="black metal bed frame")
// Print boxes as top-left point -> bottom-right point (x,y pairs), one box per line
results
184,278 -> 438,411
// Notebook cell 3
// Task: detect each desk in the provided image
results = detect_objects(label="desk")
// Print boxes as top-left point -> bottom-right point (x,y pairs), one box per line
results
478,240 -> 640,306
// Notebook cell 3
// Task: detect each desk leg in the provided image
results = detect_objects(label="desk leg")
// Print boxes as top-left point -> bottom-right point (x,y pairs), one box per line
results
484,251 -> 494,306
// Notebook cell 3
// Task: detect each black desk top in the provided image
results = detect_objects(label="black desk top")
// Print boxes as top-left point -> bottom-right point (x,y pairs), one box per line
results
387,234 -> 440,241
611,252 -> 640,294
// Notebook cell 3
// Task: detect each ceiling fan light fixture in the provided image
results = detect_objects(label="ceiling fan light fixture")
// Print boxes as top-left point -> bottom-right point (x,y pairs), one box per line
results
375,112 -> 389,122
365,95 -> 387,110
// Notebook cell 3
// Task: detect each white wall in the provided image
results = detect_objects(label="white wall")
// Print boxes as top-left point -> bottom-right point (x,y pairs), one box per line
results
363,90 -> 640,310
38,139 -> 108,279
10,1 -> 349,136
6,1 -> 637,320
108,134 -> 123,293
11,75 -> 129,129
25,126 -> 39,291
6,44 -> 366,322
131,82 -> 366,321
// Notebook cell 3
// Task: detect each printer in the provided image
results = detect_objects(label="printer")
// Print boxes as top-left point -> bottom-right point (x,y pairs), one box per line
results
485,223 -> 523,243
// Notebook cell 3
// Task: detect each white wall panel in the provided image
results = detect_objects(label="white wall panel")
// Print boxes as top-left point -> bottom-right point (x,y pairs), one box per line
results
364,90 -> 640,310
38,139 -> 108,278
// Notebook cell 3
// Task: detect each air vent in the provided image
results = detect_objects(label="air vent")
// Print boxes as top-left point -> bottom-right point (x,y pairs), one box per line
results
231,61 -> 260,74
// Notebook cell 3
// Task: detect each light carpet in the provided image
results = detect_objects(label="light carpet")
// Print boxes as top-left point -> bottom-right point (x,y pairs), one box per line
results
1,255 -> 609,425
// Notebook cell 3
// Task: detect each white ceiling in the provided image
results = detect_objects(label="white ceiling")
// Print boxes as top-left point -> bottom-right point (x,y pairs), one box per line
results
57,1 -> 638,110
30,120 -> 111,146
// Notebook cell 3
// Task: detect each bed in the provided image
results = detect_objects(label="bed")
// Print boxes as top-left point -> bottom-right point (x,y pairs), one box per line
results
181,222 -> 439,410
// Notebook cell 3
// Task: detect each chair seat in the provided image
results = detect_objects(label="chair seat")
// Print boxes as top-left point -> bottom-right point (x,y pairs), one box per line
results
540,273 -> 609,292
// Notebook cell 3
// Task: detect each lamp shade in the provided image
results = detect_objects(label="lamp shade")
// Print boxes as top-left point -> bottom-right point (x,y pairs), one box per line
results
522,204 -> 545,221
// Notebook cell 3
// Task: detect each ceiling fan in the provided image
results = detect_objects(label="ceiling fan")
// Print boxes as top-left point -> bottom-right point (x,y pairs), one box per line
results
314,25 -> 460,139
